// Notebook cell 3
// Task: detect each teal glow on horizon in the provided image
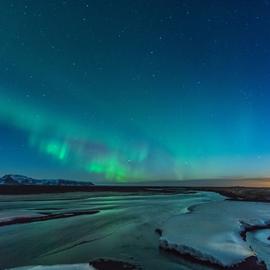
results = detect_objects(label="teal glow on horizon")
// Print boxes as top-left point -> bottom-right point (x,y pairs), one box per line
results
1,1 -> 270,182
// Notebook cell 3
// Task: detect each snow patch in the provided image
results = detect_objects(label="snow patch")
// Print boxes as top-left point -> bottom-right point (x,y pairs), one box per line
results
159,200 -> 270,268
253,229 -> 270,245
7,264 -> 96,270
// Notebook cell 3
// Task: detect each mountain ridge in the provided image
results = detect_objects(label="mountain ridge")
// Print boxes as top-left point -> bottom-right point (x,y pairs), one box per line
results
0,174 -> 94,186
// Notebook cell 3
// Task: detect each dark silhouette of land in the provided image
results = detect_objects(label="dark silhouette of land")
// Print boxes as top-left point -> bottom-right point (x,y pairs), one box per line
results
0,184 -> 270,202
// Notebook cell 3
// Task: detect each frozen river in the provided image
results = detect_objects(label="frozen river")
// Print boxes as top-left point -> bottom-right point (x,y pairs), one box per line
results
0,191 -> 269,270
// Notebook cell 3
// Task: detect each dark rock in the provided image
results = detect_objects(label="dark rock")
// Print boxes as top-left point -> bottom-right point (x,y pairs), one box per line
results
0,210 -> 99,227
160,247 -> 266,270
90,259 -> 141,270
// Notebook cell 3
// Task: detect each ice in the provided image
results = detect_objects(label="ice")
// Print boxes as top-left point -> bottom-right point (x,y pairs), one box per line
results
8,264 -> 96,270
247,229 -> 270,270
253,229 -> 270,245
159,200 -> 270,267
0,191 -> 223,270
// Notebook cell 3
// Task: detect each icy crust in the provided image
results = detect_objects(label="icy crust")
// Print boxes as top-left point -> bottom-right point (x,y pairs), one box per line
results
159,200 -> 270,268
160,239 -> 225,265
253,229 -> 270,245
8,259 -> 141,270
8,264 -> 96,270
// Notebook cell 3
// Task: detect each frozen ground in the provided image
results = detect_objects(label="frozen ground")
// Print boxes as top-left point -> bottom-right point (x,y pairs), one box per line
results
0,191 -> 222,270
9,264 -> 95,270
247,229 -> 270,270
159,200 -> 270,268
0,191 -> 269,270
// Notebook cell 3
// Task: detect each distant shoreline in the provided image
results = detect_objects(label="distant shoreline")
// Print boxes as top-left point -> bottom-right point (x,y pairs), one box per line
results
0,185 -> 270,202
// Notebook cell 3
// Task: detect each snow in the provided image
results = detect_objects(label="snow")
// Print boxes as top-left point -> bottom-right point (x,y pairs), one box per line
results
8,264 -> 96,270
246,229 -> 270,270
159,200 -> 270,267
253,229 -> 270,245
0,191 -> 224,270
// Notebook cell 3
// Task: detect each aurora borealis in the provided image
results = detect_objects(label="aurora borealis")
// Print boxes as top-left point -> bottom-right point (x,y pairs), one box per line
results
1,1 -> 270,183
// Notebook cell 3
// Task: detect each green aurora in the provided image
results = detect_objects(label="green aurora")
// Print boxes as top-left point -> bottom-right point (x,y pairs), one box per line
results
1,1 -> 270,182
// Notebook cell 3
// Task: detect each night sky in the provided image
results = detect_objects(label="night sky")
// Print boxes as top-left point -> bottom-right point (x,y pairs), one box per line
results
1,1 -> 270,183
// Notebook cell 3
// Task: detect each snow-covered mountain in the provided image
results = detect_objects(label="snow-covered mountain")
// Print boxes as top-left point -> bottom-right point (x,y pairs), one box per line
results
0,174 -> 94,186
